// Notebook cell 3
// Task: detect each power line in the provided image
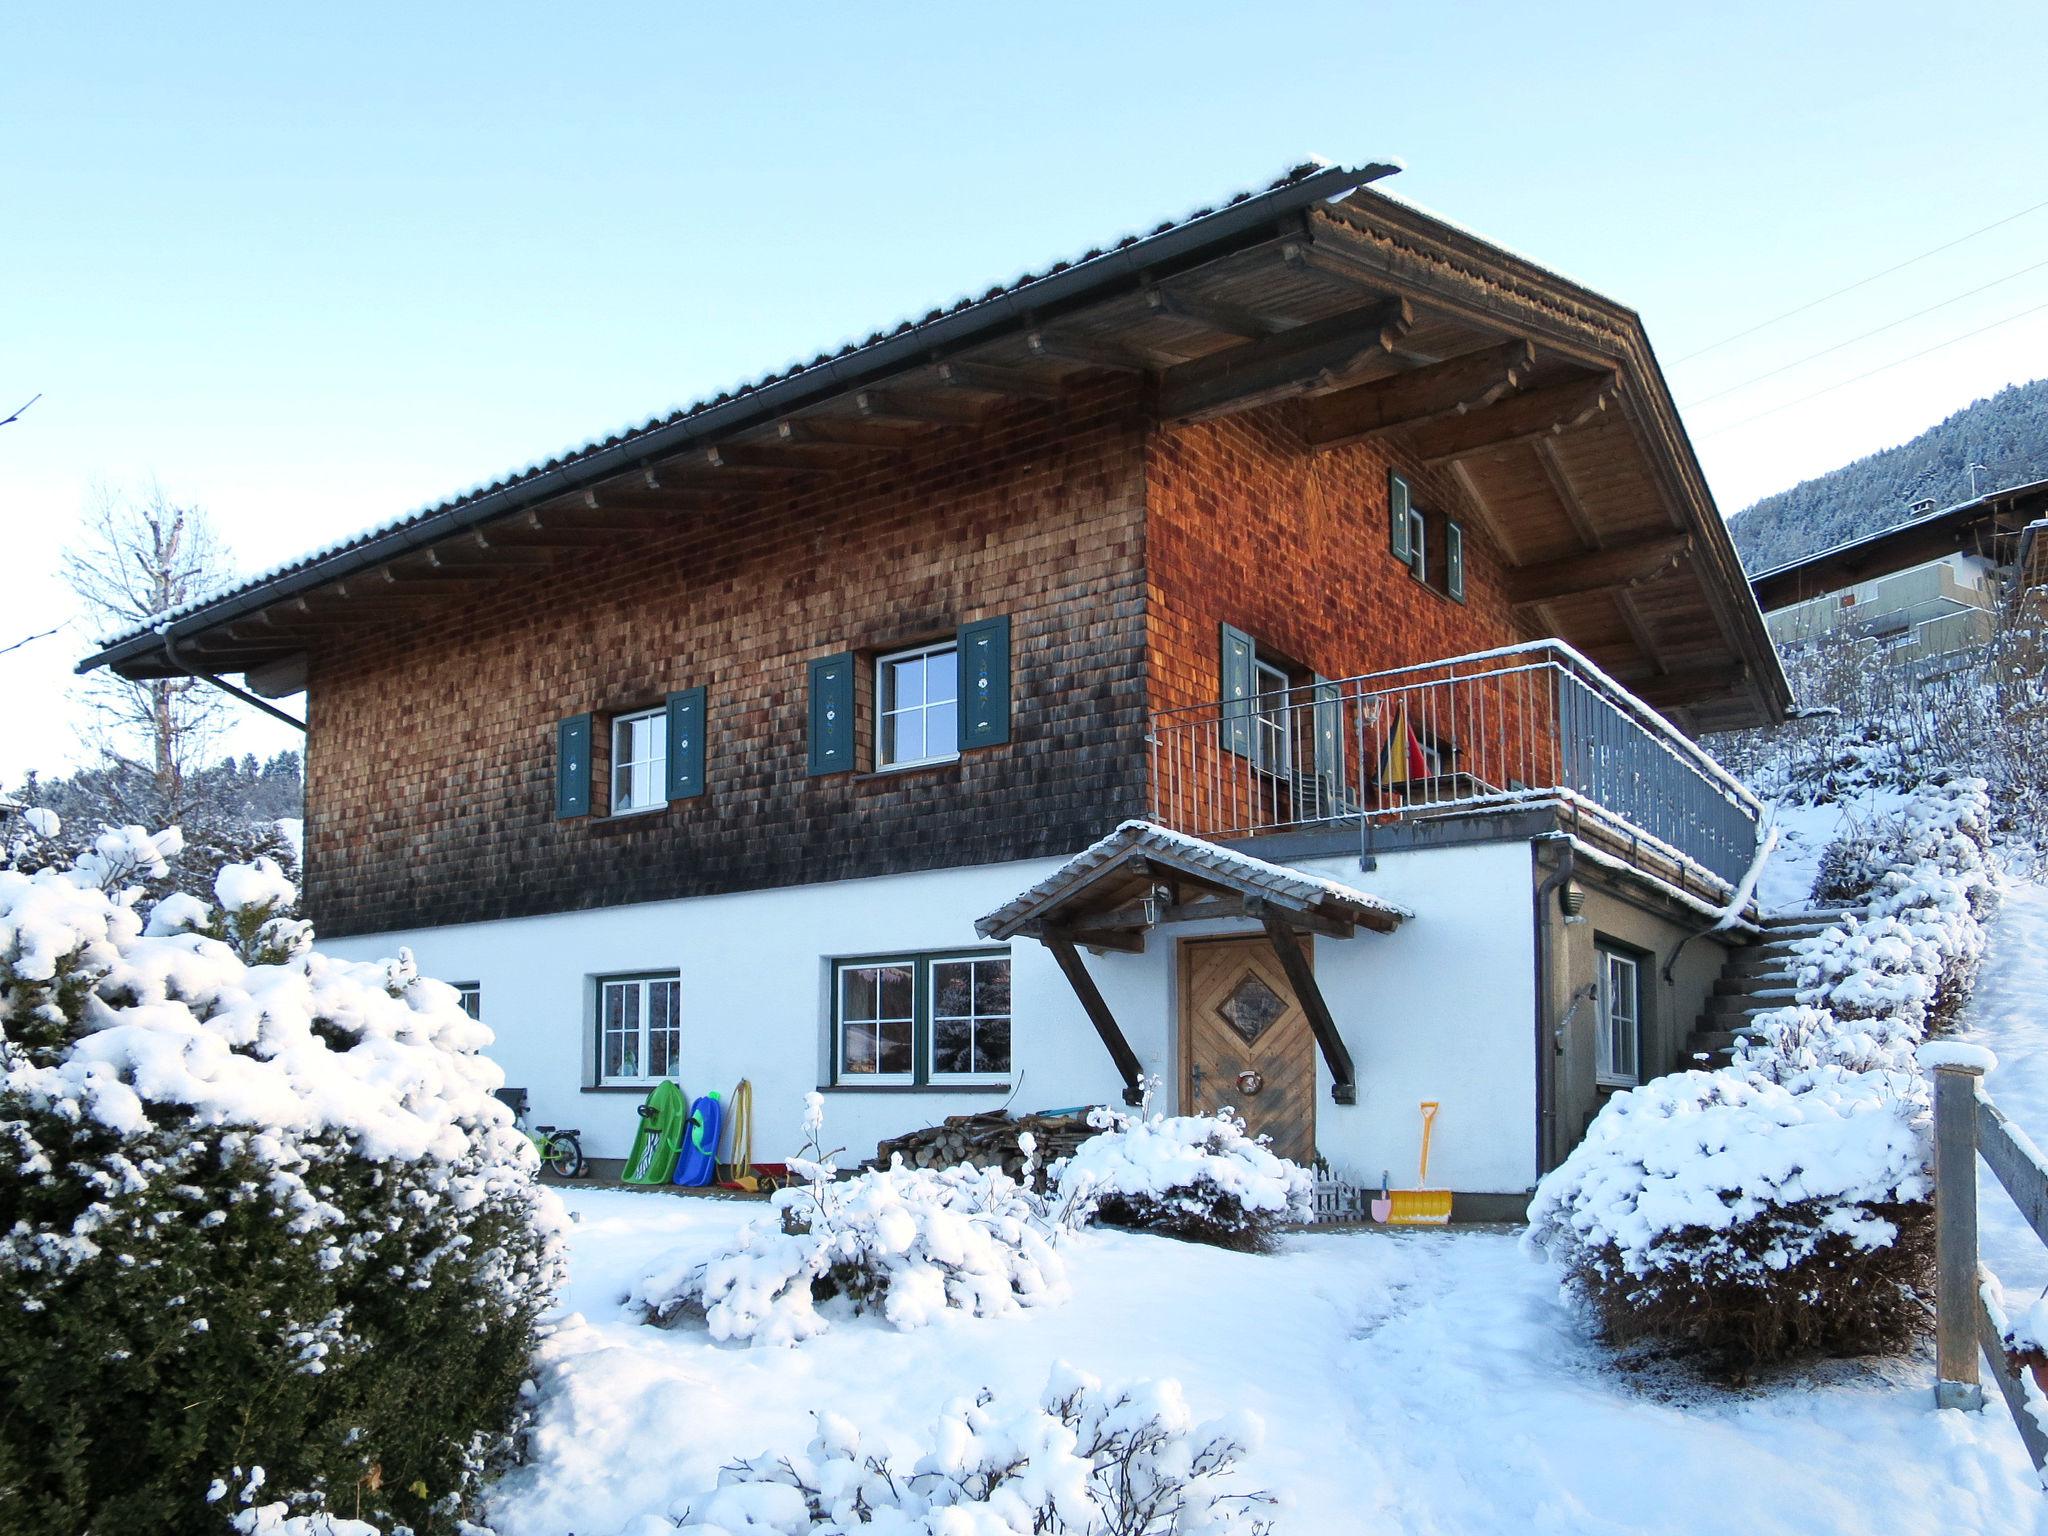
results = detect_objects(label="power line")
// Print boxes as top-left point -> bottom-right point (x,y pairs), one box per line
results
0,621 -> 66,658
1699,297 -> 2048,438
1672,195 -> 2048,364
1682,254 -> 2048,407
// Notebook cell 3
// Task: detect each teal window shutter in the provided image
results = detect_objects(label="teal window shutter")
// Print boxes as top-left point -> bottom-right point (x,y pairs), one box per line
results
555,713 -> 592,818
807,652 -> 855,775
1446,521 -> 1467,601
1390,469 -> 1411,561
956,616 -> 1011,749
665,687 -> 706,799
1219,623 -> 1255,760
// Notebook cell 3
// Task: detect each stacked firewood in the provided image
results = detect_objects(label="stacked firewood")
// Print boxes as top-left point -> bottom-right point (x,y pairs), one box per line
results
872,1110 -> 1096,1180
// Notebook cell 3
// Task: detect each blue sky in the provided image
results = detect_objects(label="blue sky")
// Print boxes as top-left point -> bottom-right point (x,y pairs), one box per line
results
5,1 -> 2048,783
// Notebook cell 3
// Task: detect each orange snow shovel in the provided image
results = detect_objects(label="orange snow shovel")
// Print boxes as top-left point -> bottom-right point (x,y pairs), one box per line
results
1377,1102 -> 1452,1226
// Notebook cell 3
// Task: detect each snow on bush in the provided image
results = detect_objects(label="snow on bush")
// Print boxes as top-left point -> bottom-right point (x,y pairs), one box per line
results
0,831 -> 562,1535
1527,778 -> 1995,1373
635,1095 -> 1084,1346
1055,1097 -> 1312,1252
670,1364 -> 1273,1535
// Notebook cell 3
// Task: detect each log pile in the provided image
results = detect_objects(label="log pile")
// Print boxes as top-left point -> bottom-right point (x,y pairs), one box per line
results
872,1110 -> 1096,1181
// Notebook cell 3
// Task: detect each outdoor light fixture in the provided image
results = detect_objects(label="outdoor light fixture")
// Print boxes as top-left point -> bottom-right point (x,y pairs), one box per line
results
1559,879 -> 1586,917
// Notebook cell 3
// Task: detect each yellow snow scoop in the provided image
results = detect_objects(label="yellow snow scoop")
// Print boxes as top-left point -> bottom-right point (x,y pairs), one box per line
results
1378,1102 -> 1452,1226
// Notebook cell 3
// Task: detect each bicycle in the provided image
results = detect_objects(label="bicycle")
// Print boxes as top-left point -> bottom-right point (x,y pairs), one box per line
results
530,1121 -> 587,1180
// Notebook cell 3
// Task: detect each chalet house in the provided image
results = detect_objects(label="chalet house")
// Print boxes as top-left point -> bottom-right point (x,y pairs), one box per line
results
82,163 -> 1790,1215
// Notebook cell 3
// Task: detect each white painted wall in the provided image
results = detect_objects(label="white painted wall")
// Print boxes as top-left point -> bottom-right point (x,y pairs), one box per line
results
320,838 -> 1540,1193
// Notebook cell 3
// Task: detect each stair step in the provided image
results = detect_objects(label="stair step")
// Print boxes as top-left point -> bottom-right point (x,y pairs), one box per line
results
1688,1028 -> 1745,1052
1759,910 -> 1850,931
1703,989 -> 1800,1019
1715,973 -> 1801,997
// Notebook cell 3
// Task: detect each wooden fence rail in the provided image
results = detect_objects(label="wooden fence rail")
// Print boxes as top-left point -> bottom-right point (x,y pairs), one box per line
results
1931,1058 -> 2048,1478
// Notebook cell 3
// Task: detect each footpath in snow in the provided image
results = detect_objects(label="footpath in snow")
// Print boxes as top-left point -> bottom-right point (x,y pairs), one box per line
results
493,1182 -> 2043,1535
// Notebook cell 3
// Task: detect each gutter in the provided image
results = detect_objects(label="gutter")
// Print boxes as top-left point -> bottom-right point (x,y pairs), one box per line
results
80,161 -> 1400,679
160,630 -> 307,732
1532,842 -> 1577,1177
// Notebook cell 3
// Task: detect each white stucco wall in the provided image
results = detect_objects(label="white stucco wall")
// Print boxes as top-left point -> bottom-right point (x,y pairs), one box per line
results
320,837 -> 1540,1193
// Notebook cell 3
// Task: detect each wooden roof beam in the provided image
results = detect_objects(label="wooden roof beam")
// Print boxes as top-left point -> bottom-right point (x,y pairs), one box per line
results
933,359 -> 1064,400
702,443 -> 837,474
1144,285 -> 1286,340
1024,328 -> 1165,373
1504,533 -> 1692,607
1630,663 -> 1750,710
777,417 -> 932,450
1300,340 -> 1535,449
1159,298 -> 1414,422
420,541 -> 558,571
1404,373 -> 1617,465
853,388 -> 991,425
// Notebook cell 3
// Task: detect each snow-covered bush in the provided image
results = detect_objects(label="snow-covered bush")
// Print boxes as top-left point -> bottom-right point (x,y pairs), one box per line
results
1524,1066 -> 1932,1372
0,831 -> 562,1535
1056,1102 -> 1311,1252
1528,777 -> 1998,1374
671,1365 -> 1273,1535
635,1096 -> 1082,1346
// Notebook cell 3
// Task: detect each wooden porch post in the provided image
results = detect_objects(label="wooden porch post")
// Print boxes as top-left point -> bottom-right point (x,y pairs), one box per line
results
1933,1060 -> 1986,1411
1255,904 -> 1358,1104
1043,932 -> 1147,1106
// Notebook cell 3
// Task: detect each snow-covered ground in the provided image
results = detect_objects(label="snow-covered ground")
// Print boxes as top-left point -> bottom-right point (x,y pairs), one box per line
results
493,1184 -> 2043,1534
1962,879 -> 2048,1339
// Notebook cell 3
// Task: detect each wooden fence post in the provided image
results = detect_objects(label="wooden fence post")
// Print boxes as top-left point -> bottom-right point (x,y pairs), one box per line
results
1933,1060 -> 1986,1411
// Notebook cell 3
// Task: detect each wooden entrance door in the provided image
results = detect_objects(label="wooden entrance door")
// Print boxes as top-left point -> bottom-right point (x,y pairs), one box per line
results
1180,936 -> 1316,1164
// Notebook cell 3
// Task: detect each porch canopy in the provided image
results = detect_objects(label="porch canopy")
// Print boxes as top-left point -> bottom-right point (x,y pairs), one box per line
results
976,820 -> 1408,1106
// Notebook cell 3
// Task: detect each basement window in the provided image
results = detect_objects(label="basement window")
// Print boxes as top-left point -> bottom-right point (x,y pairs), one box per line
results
833,951 -> 1012,1085
610,707 -> 667,814
878,641 -> 959,769
1596,946 -> 1642,1087
597,972 -> 682,1086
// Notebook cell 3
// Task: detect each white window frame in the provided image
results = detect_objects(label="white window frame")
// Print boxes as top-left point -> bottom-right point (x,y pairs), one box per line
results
1407,504 -> 1427,580
1446,520 -> 1466,601
1596,947 -> 1642,1087
610,707 -> 667,815
1251,657 -> 1292,776
927,953 -> 1013,1084
876,641 -> 960,770
833,958 -> 920,1084
596,972 -> 682,1087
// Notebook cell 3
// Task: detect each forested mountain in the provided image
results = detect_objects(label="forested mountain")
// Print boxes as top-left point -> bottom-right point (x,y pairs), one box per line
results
1726,378 -> 2048,571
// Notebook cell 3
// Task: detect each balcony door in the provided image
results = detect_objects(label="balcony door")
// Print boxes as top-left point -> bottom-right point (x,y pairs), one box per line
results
1179,936 -> 1316,1164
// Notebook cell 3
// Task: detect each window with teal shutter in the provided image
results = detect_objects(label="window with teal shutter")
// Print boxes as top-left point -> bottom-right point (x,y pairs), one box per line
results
807,652 -> 855,775
956,616 -> 1010,749
1219,623 -> 1255,760
665,687 -> 706,799
1312,675 -> 1346,807
1446,521 -> 1467,602
555,713 -> 592,818
1389,469 -> 1412,562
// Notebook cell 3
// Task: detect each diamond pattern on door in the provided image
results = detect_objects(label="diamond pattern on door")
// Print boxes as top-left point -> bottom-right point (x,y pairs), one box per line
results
1217,972 -> 1286,1045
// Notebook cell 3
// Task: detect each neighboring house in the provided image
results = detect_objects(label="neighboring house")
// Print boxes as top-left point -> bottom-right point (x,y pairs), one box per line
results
1750,476 -> 2048,670
1764,554 -> 2000,667
80,163 -> 1789,1213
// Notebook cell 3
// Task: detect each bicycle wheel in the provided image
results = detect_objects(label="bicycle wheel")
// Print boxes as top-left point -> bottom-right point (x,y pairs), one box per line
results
545,1134 -> 587,1180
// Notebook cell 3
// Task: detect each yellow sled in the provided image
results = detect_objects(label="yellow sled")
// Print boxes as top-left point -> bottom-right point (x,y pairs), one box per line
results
1373,1102 -> 1453,1226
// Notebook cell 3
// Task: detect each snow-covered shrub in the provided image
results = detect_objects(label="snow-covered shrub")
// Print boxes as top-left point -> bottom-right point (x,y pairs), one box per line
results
0,833 -> 562,1535
1528,777 -> 1999,1375
635,1096 -> 1081,1346
1055,1103 -> 1311,1252
671,1364 -> 1273,1535
1524,1066 -> 1932,1373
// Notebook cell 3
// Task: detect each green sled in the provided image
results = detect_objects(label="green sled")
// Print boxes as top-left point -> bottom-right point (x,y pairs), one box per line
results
622,1080 -> 688,1185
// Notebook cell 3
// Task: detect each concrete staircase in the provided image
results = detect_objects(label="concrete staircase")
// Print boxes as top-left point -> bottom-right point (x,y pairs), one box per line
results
1684,909 -> 1849,1068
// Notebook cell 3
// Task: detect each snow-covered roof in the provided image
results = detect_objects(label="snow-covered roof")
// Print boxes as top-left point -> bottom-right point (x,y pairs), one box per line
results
82,159 -> 1399,666
977,819 -> 1409,941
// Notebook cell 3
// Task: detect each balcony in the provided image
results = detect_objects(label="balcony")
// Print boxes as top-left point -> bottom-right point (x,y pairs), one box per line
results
1146,641 -> 1764,893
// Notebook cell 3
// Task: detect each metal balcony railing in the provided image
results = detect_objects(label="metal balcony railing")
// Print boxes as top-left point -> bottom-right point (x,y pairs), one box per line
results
1146,640 -> 1764,888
